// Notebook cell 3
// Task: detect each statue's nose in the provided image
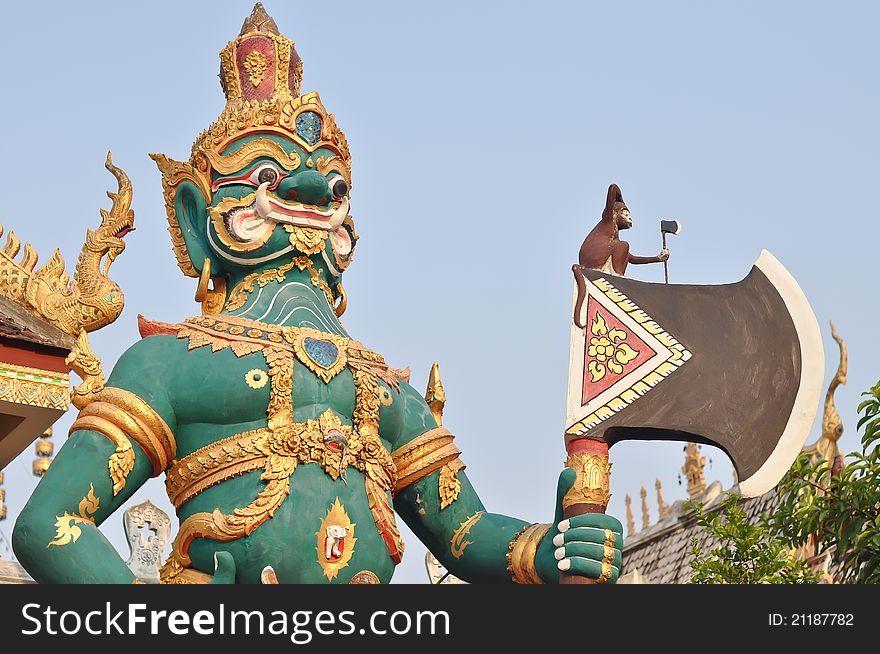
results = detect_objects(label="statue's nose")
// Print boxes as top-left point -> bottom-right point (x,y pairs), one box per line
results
276,171 -> 330,206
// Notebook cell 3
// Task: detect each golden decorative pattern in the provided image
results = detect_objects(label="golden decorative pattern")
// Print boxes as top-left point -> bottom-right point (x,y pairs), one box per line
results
450,511 -> 483,559
68,414 -> 135,496
243,50 -> 268,87
561,450 -> 612,509
204,139 -> 302,175
0,154 -> 133,336
349,570 -> 381,584
365,476 -> 405,564
66,330 -> 106,410
438,459 -> 465,510
288,327 -> 349,383
506,522 -> 551,584
0,362 -> 69,411
47,485 -> 100,548
245,368 -> 269,389
391,427 -> 462,494
283,224 -> 327,256
316,498 -> 357,581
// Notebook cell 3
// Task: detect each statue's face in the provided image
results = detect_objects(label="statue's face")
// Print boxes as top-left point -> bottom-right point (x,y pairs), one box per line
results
616,207 -> 633,230
204,132 -> 355,273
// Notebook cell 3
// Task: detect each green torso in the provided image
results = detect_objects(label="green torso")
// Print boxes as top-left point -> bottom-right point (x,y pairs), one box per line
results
157,332 -> 399,583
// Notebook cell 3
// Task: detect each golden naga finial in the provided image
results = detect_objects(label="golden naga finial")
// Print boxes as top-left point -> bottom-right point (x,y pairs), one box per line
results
818,321 -> 847,462
656,477 -> 670,519
625,493 -> 635,535
640,485 -> 650,530
0,152 -> 134,336
424,362 -> 446,426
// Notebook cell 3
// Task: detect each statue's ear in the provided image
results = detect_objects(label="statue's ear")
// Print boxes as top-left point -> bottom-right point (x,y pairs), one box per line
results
174,181 -> 213,272
151,153 -> 220,277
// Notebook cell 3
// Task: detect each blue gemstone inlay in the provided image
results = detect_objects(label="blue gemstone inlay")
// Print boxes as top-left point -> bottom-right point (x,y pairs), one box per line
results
304,338 -> 339,369
296,111 -> 322,145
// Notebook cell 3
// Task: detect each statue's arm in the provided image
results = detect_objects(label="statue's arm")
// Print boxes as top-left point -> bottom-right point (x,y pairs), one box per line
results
12,336 -> 178,583
388,382 -> 558,583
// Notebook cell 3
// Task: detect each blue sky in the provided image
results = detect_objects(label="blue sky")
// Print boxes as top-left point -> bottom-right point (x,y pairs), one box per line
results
0,1 -> 877,583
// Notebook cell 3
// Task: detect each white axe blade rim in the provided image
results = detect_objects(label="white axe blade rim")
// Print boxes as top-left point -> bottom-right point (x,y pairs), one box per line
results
737,249 -> 824,498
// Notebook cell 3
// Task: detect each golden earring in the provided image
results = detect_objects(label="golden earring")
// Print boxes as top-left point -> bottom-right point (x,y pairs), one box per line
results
334,283 -> 347,317
195,258 -> 211,303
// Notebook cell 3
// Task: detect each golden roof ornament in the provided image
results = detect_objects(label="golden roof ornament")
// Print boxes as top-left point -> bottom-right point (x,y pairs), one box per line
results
819,321 -> 846,462
640,485 -> 650,530
655,477 -> 670,519
682,442 -> 707,499
625,493 -> 635,535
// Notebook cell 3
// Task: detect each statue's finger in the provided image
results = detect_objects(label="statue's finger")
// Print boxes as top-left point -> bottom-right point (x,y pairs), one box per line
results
553,526 -> 611,546
557,556 -> 619,583
555,542 -> 622,570
557,513 -> 622,533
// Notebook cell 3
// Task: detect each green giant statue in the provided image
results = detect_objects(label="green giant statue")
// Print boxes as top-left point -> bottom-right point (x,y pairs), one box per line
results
13,4 -> 623,584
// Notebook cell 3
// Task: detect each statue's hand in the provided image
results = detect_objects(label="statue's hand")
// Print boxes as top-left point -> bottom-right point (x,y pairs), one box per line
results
211,552 -> 237,584
658,248 -> 670,262
536,468 -> 623,583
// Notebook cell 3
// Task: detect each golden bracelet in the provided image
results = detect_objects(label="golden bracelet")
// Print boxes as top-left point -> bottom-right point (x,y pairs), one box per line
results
391,427 -> 463,494
68,414 -> 135,496
506,523 -> 552,584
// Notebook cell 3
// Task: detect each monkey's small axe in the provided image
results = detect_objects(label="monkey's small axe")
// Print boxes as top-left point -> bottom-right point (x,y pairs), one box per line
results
660,220 -> 681,284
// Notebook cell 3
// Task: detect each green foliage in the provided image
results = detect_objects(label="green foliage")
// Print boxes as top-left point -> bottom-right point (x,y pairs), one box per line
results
773,380 -> 880,584
687,493 -> 819,584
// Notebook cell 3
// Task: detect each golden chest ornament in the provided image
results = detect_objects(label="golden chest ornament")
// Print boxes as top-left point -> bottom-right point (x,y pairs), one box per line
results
150,314 -> 406,584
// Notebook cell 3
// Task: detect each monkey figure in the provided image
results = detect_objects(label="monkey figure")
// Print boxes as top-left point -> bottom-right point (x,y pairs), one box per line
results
578,183 -> 668,276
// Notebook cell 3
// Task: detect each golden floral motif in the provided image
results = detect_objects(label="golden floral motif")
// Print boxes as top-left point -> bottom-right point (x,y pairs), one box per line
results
243,50 -> 268,87
47,485 -> 100,548
245,368 -> 269,389
438,459 -> 465,510
587,312 -> 639,382
0,362 -> 70,411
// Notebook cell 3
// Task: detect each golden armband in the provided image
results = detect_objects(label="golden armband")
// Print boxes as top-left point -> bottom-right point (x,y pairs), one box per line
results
391,427 -> 466,508
506,523 -> 552,584
69,387 -> 176,487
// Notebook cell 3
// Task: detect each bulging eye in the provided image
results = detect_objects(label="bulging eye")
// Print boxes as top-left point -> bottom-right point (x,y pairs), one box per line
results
328,174 -> 349,200
249,163 -> 281,188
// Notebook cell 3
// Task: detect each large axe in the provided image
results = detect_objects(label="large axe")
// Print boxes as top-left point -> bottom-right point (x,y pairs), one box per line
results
563,251 -> 824,583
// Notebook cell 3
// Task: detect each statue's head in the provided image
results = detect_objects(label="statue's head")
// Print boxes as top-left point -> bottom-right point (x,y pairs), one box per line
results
602,184 -> 632,230
151,4 -> 355,312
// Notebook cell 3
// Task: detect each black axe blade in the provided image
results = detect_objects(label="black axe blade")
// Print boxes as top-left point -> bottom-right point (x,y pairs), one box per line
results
565,251 -> 824,497
661,219 -> 682,235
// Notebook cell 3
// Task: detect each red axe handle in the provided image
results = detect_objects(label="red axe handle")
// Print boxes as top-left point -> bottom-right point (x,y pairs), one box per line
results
560,438 -> 611,584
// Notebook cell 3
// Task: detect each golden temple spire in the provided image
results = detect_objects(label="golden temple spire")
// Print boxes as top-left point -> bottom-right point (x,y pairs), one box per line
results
640,485 -> 650,530
424,362 -> 446,427
682,442 -> 707,499
656,477 -> 670,519
32,428 -> 54,477
625,493 -> 635,535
